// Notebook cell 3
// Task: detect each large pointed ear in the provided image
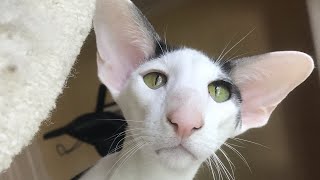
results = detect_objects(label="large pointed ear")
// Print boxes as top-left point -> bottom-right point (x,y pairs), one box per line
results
231,51 -> 314,135
93,0 -> 160,98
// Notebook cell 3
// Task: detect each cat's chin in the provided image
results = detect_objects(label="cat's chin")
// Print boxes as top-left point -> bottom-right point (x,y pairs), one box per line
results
155,145 -> 200,169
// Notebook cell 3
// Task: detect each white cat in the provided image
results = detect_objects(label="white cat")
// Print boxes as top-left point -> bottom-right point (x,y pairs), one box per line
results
80,0 -> 314,179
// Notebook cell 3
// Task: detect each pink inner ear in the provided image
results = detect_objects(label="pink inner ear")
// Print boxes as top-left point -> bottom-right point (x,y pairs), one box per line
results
240,82 -> 280,132
93,0 -> 159,98
96,44 -> 145,97
232,51 -> 314,134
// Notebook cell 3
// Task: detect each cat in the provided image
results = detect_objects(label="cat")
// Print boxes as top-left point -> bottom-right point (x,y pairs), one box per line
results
79,0 -> 314,179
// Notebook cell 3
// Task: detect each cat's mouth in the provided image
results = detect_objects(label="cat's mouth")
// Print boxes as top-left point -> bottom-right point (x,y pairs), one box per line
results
155,144 -> 197,160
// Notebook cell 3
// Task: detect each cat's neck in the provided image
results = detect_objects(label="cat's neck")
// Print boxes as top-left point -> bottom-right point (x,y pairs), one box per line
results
108,136 -> 201,180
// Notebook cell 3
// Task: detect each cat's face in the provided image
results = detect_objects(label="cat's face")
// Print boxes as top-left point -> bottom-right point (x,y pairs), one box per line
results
94,0 -> 314,171
117,48 -> 240,168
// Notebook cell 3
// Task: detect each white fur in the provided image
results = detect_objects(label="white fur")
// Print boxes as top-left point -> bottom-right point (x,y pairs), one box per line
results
0,0 -> 95,172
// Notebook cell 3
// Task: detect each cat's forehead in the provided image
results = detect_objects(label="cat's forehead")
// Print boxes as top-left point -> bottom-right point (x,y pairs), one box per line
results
139,48 -> 228,81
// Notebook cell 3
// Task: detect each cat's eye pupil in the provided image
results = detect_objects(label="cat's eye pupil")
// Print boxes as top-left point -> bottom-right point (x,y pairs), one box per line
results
216,86 -> 222,96
155,75 -> 162,86
143,72 -> 167,90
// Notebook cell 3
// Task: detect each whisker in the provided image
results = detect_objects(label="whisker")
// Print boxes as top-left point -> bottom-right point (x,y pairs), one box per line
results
163,25 -> 169,52
216,32 -> 239,63
225,142 -> 245,149
219,28 -> 255,62
223,143 -> 252,173
212,153 -> 235,180
155,37 -> 165,54
106,138 -> 145,178
225,51 -> 254,62
231,137 -> 270,149
104,128 -> 143,142
109,139 -> 134,154
138,17 -> 164,55
192,139 -> 243,180
206,158 -> 217,180
219,147 -> 235,179
198,142 -> 230,180
107,128 -> 144,154
117,142 -> 147,173
224,47 -> 242,63
111,134 -> 155,155
110,133 -> 144,154
211,156 -> 223,180
112,141 -> 147,177
130,16 -> 164,60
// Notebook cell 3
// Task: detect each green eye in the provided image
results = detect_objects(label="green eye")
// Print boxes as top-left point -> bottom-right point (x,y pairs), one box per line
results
143,72 -> 167,89
208,81 -> 231,103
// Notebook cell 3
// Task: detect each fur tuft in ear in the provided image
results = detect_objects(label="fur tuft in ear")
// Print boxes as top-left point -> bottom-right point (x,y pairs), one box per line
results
94,0 -> 160,98
230,51 -> 314,135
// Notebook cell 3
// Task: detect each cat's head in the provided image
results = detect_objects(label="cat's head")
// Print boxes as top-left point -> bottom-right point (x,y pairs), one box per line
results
94,0 -> 314,170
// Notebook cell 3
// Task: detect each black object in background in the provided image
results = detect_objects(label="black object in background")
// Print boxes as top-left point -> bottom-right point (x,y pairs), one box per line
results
43,84 -> 127,157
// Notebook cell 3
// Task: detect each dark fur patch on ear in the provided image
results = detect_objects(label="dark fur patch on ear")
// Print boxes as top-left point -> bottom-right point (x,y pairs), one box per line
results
231,84 -> 242,103
151,41 -> 177,59
220,61 -> 242,101
220,61 -> 232,74
235,111 -> 242,128
223,64 -> 242,128
229,82 -> 242,129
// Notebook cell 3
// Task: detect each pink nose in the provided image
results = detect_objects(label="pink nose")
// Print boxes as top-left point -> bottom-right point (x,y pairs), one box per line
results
167,108 -> 203,139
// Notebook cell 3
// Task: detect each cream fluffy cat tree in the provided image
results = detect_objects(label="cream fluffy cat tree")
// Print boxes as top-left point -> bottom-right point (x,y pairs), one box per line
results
0,0 -> 96,172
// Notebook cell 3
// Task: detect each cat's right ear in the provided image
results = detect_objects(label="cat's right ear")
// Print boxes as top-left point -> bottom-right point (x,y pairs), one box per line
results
229,51 -> 314,136
93,0 -> 160,98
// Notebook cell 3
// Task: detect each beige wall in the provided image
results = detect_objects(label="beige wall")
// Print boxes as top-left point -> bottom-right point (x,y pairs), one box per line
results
15,0 -> 316,180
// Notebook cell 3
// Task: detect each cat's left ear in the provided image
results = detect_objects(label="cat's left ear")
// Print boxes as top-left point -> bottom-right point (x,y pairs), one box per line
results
93,0 -> 160,98
230,51 -> 314,136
